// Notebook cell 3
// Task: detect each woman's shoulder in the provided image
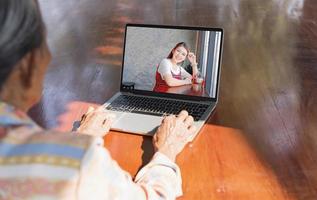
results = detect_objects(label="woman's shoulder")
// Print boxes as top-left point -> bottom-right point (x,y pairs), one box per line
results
0,131 -> 101,185
159,58 -> 172,67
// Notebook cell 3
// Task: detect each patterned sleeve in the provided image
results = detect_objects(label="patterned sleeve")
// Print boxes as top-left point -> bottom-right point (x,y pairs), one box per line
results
77,137 -> 182,200
135,152 -> 183,199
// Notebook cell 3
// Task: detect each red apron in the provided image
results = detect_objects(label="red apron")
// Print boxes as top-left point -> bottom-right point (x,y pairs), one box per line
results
153,66 -> 182,92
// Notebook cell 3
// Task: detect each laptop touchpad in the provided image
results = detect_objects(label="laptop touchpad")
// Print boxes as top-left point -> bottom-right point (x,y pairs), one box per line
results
111,112 -> 162,136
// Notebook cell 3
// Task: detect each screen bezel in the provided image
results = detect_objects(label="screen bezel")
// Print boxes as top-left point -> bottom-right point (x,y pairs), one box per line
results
120,23 -> 224,102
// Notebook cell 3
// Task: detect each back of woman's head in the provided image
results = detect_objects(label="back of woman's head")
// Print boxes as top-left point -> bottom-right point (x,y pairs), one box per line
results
0,0 -> 45,88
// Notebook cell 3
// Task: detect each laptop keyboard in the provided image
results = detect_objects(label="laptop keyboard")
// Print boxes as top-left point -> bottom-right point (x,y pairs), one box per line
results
105,95 -> 209,121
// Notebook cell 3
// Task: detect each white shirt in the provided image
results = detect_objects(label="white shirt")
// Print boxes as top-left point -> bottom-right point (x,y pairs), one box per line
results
158,58 -> 192,80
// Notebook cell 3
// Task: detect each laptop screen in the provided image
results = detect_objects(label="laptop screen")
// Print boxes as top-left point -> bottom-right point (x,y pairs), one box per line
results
121,24 -> 223,99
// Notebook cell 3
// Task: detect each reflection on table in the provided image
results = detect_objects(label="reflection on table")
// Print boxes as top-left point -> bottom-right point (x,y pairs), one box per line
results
165,83 -> 209,97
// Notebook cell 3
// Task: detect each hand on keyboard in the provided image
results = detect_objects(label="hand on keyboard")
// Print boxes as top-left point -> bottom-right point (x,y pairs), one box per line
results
153,110 -> 196,162
77,106 -> 115,137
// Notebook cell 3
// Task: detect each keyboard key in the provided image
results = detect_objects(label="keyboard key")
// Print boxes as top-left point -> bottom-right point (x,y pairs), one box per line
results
105,95 -> 209,121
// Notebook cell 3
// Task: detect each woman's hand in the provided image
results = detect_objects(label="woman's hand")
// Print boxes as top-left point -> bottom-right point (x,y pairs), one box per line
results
188,52 -> 197,66
184,77 -> 192,85
77,106 -> 115,137
188,52 -> 198,77
153,110 -> 197,162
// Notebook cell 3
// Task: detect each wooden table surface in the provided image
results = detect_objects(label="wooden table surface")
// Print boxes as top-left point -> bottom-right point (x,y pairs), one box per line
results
55,102 -> 292,199
105,125 -> 291,200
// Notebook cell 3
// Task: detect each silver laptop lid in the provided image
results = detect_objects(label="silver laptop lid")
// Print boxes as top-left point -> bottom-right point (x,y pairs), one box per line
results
120,24 -> 223,102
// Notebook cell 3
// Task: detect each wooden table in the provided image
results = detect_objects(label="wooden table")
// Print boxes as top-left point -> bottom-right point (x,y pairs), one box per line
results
55,102 -> 291,199
104,124 -> 291,200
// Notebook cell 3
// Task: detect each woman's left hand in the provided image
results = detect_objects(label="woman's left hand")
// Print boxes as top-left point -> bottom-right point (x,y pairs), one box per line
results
77,106 -> 115,137
188,52 -> 197,66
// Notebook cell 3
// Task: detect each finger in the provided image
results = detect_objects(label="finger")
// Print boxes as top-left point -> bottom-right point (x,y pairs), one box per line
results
87,106 -> 95,114
102,117 -> 113,130
82,106 -> 97,121
106,113 -> 116,120
176,110 -> 188,121
153,132 -> 158,141
188,125 -> 197,133
163,114 -> 175,123
100,112 -> 116,125
80,113 -> 87,123
184,115 -> 194,126
102,115 -> 111,125
108,114 -> 116,125
186,125 -> 197,142
162,115 -> 168,122
95,105 -> 107,112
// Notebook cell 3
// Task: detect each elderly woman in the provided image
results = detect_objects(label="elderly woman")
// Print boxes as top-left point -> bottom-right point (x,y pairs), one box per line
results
0,0 -> 196,199
153,42 -> 198,92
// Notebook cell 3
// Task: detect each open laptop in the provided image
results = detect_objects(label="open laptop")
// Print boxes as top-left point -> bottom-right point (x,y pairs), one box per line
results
103,24 -> 223,139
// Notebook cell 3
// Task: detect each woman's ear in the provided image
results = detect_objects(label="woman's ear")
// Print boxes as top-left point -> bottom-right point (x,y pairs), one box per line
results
18,52 -> 35,89
0,50 -> 38,111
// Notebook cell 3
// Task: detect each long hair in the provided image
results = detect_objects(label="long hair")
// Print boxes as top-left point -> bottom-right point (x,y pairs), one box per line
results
167,42 -> 190,59
0,0 -> 45,88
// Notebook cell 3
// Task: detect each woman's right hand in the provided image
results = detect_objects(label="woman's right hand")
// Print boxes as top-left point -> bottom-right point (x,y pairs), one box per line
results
188,52 -> 197,66
184,78 -> 192,85
153,110 -> 197,162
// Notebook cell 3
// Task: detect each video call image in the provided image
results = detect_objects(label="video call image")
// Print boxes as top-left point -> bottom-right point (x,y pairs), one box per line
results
122,26 -> 222,98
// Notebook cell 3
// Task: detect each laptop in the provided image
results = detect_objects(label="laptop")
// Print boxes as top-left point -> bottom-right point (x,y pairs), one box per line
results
103,24 -> 223,139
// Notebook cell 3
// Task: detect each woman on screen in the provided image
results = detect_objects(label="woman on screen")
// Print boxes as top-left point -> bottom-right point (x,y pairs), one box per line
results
153,42 -> 198,92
